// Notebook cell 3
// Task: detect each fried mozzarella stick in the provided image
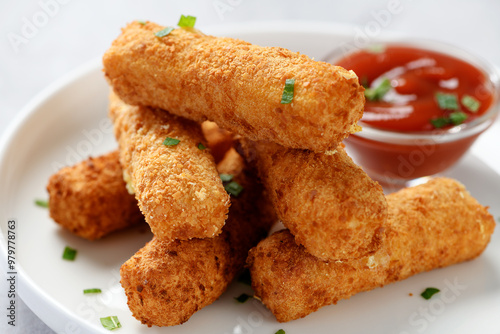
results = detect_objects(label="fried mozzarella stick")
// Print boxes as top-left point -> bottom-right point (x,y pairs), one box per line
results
46,151 -> 144,240
120,149 -> 277,326
201,121 -> 234,164
109,93 -> 230,241
103,21 -> 364,152
247,178 -> 496,322
239,140 -> 387,261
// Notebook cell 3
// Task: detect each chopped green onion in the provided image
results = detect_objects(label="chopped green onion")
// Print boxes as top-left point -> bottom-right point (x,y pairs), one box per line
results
365,78 -> 391,101
421,287 -> 440,300
62,246 -> 77,261
100,316 -> 122,331
280,78 -> 296,104
35,199 -> 49,208
83,288 -> 102,294
155,27 -> 174,38
138,20 -> 146,26
366,44 -> 386,54
219,173 -> 234,182
177,15 -> 197,28
197,143 -> 206,150
225,181 -> 244,197
163,137 -> 180,146
449,111 -> 468,125
237,269 -> 252,286
462,95 -> 481,113
234,293 -> 252,303
275,330 -> 286,334
435,92 -> 459,111
430,117 -> 450,129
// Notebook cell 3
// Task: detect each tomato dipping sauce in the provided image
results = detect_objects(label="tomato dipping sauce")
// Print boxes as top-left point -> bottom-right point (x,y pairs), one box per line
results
332,42 -> 499,186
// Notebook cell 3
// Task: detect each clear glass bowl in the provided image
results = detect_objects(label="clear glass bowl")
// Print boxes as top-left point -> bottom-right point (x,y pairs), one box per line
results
325,39 -> 500,187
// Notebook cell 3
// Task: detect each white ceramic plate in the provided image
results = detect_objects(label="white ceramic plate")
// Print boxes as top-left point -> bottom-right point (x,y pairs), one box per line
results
1,22 -> 500,334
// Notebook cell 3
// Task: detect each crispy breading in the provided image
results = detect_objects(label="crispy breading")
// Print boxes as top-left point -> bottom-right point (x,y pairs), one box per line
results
108,92 -> 230,241
46,151 -> 144,240
120,148 -> 277,326
239,139 -> 387,261
103,21 -> 365,153
247,178 -> 495,322
201,121 -> 234,164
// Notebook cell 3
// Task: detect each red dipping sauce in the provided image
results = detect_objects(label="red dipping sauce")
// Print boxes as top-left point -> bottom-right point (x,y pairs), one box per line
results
332,42 -> 499,186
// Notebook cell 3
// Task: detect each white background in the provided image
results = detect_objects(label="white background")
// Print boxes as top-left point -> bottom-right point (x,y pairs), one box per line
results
1,0 -> 500,333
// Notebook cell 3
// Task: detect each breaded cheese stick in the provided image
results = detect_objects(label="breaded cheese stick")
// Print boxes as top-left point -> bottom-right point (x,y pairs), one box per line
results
109,92 -> 230,241
103,21 -> 364,153
239,139 -> 387,261
46,151 -> 144,240
247,178 -> 496,322
201,121 -> 234,164
120,148 -> 277,326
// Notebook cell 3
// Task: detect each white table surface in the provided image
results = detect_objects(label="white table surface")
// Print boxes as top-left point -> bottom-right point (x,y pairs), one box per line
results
1,0 -> 500,333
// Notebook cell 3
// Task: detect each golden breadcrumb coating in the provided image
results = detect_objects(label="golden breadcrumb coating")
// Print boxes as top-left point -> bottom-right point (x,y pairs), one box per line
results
239,139 -> 387,261
46,151 -> 144,240
120,148 -> 277,326
247,178 -> 495,322
108,92 -> 230,241
201,121 -> 234,164
103,21 -> 365,152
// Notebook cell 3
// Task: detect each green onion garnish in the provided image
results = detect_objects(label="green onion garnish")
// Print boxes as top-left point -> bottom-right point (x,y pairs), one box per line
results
197,143 -> 206,150
462,95 -> 481,113
138,20 -> 146,26
275,330 -> 286,334
163,137 -> 180,146
100,316 -> 122,331
234,293 -> 252,303
430,117 -> 450,129
449,111 -> 468,125
280,78 -> 295,104
435,92 -> 459,111
421,287 -> 440,300
83,288 -> 102,294
219,174 -> 234,182
62,246 -> 77,261
225,181 -> 243,197
35,199 -> 49,208
155,27 -> 174,38
177,15 -> 197,28
365,78 -> 391,101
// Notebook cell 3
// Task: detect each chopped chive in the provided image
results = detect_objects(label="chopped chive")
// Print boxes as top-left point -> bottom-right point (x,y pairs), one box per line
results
83,288 -> 102,294
462,95 -> 481,113
366,44 -> 386,54
234,293 -> 252,303
62,246 -> 77,261
435,92 -> 459,111
100,316 -> 121,331
219,173 -> 234,182
449,111 -> 468,125
237,269 -> 252,286
275,330 -> 286,334
177,15 -> 197,28
197,143 -> 206,150
163,137 -> 180,146
280,78 -> 296,104
138,20 -> 146,26
35,199 -> 49,208
365,78 -> 391,101
155,27 -> 174,38
225,181 -> 244,197
421,287 -> 440,300
430,117 -> 450,129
